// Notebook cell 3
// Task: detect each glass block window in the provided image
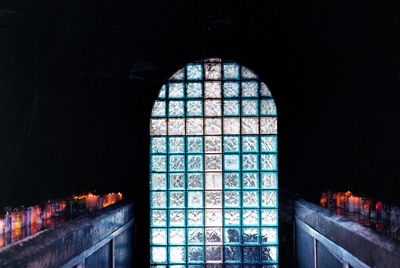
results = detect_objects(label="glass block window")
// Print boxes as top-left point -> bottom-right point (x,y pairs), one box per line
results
150,58 -> 278,267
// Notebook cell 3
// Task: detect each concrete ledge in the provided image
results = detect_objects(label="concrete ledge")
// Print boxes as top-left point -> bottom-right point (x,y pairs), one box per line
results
0,200 -> 134,268
295,199 -> 400,268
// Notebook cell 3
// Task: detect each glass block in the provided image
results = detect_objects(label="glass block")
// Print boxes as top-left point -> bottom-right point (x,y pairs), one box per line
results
205,172 -> 222,189
205,191 -> 222,208
205,100 -> 222,117
205,154 -> 222,171
151,246 -> 167,263
169,137 -> 185,153
188,246 -> 203,262
187,137 -> 203,153
152,100 -> 166,117
224,191 -> 240,207
188,191 -> 203,208
243,191 -> 259,207
260,117 -> 277,134
168,100 -> 184,117
169,191 -> 185,208
169,83 -> 184,98
223,82 -> 239,98
261,191 -> 277,208
243,246 -> 260,262
158,85 -> 166,99
243,173 -> 258,188
205,62 -> 221,80
187,82 -> 202,98
187,155 -> 203,171
260,82 -> 272,97
261,136 -> 277,152
150,119 -> 167,136
242,100 -> 258,116
261,154 -> 277,171
169,173 -> 184,189
224,227 -> 241,243
223,136 -> 240,152
188,228 -> 204,244
169,210 -> 185,226
225,246 -> 241,262
205,209 -> 222,226
223,63 -> 239,80
151,155 -> 167,172
206,246 -> 222,262
186,118 -> 204,135
205,136 -> 222,153
206,227 -> 222,244
261,227 -> 278,244
151,228 -> 167,245
242,136 -> 258,152
223,118 -> 240,135
242,67 -> 258,79
260,99 -> 276,116
170,68 -> 184,80
224,209 -> 240,226
262,246 -> 278,262
224,173 -> 240,189
169,155 -> 185,172
187,210 -> 203,226
261,209 -> 278,226
204,82 -> 221,98
224,154 -> 240,171
151,191 -> 167,208
187,100 -> 203,116
243,209 -> 259,226
243,227 -> 259,243
151,137 -> 167,154
187,64 -> 203,80
242,82 -> 258,97
205,118 -> 222,135
223,100 -> 240,116
242,117 -> 259,134
151,173 -> 167,190
242,154 -> 258,171
261,172 -> 278,189
168,118 -> 185,135
169,228 -> 185,245
187,173 -> 203,189
170,246 -> 185,263
151,210 -> 167,227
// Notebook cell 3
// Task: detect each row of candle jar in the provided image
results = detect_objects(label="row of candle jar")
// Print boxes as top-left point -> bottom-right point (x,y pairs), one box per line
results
73,192 -> 123,211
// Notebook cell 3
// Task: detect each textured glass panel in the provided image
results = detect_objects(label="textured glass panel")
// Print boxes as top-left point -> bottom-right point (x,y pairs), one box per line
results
205,209 -> 222,226
151,210 -> 167,227
205,191 -> 222,208
243,246 -> 260,262
242,82 -> 258,97
188,191 -> 203,208
151,228 -> 167,245
261,154 -> 277,171
206,227 -> 223,244
242,136 -> 258,152
205,154 -> 222,171
187,137 -> 203,153
152,100 -> 166,117
188,228 -> 204,245
242,118 -> 259,134
206,246 -> 222,262
242,67 -> 258,79
261,209 -> 278,226
188,173 -> 203,189
224,154 -> 240,171
223,118 -> 240,135
223,82 -> 239,98
169,101 -> 185,117
186,118 -> 204,135
170,68 -> 184,80
243,191 -> 259,207
187,82 -> 203,98
224,209 -> 240,226
187,64 -> 203,80
224,191 -> 240,207
261,136 -> 277,152
242,154 -> 258,171
169,83 -> 184,98
170,191 -> 185,208
187,155 -> 203,171
261,228 -> 278,244
151,173 -> 167,190
170,173 -> 185,189
150,119 -> 167,136
158,85 -> 166,99
243,173 -> 258,189
223,100 -> 240,116
204,82 -> 221,98
205,172 -> 222,189
261,191 -> 277,208
243,228 -> 259,243
169,210 -> 185,226
188,246 -> 203,262
260,99 -> 276,116
260,117 -> 277,134
152,191 -> 167,208
169,155 -> 185,172
262,246 -> 278,262
242,100 -> 258,116
205,63 -> 221,80
170,247 -> 185,263
225,246 -> 241,262
188,210 -> 203,226
261,172 -> 278,189
152,247 -> 167,263
224,228 -> 241,243
205,136 -> 222,153
205,100 -> 222,117
205,118 -> 222,135
223,63 -> 239,80
223,136 -> 240,152
151,155 -> 167,172
224,173 -> 240,189
168,118 -> 185,136
260,82 -> 272,97
187,100 -> 203,117
152,137 -> 167,154
169,137 -> 185,153
169,228 -> 186,245
243,209 -> 259,226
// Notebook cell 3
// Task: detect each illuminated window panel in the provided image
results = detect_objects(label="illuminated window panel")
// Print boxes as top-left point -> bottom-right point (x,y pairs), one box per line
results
150,59 -> 278,266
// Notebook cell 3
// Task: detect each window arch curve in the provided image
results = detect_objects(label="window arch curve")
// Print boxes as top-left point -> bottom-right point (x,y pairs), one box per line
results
149,58 -> 278,266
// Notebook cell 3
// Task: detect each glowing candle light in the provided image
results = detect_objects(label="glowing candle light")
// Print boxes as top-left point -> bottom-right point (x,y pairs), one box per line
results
320,192 -> 328,207
0,218 -> 4,234
85,193 -> 99,211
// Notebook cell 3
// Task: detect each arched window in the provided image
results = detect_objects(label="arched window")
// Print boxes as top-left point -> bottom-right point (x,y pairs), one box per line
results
149,58 -> 278,267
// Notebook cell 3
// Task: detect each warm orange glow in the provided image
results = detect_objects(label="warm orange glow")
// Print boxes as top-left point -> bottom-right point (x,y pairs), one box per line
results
376,201 -> 383,212
345,191 -> 352,197
0,219 -> 4,234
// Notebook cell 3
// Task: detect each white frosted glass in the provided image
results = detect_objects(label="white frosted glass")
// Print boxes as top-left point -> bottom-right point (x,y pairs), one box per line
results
152,100 -> 166,117
205,227 -> 222,244
260,82 -> 272,97
205,154 -> 222,171
187,100 -> 203,116
243,209 -> 259,225
205,172 -> 222,190
241,67 -> 258,79
242,81 -> 258,97
260,117 -> 277,134
151,173 -> 167,190
241,118 -> 259,134
262,228 -> 278,244
242,99 -> 258,115
187,82 -> 202,98
152,229 -> 167,245
223,82 -> 239,97
262,209 -> 278,225
205,209 -> 222,226
223,63 -> 239,79
262,191 -> 277,207
151,210 -> 167,227
152,247 -> 167,263
205,191 -> 222,208
169,100 -> 184,117
170,68 -> 184,80
204,81 -> 221,98
169,228 -> 185,245
168,118 -> 185,135
224,155 -> 240,171
261,154 -> 277,171
187,64 -> 203,80
188,191 -> 203,208
169,83 -> 184,98
169,247 -> 185,263
223,118 -> 240,135
260,99 -> 276,115
261,173 -> 278,189
205,118 -> 221,135
186,118 -> 203,135
223,100 -> 239,116
205,136 -> 222,153
205,99 -> 222,117
205,62 -> 221,80
150,119 -> 167,136
242,191 -> 259,207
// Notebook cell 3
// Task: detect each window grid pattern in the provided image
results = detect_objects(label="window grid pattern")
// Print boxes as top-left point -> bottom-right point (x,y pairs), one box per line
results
150,59 -> 278,267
